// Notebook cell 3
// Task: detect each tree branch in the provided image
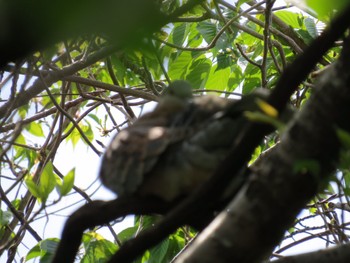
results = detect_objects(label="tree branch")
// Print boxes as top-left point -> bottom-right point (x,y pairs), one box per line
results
175,30 -> 350,263
265,242 -> 350,263
107,5 -> 350,263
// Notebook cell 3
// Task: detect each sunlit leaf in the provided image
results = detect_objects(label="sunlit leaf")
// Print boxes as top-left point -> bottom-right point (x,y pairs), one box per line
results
81,238 -> 117,263
187,23 -> 203,48
81,122 -> 94,142
40,161 -> 57,202
274,10 -> 305,29
26,242 -> 41,260
309,207 -> 317,214
305,0 -> 349,20
186,56 -> 211,88
25,177 -> 42,200
58,168 -> 75,196
168,51 -> 192,80
206,65 -> 230,91
11,199 -> 21,210
197,21 -> 217,44
70,127 -> 81,148
26,122 -> 45,137
13,134 -> 26,161
18,104 -> 29,119
217,52 -> 232,70
172,23 -> 188,46
249,146 -> 262,165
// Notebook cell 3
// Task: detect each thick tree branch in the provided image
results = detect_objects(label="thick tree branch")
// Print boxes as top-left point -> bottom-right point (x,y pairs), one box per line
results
175,34 -> 350,263
107,5 -> 350,263
51,197 -> 181,263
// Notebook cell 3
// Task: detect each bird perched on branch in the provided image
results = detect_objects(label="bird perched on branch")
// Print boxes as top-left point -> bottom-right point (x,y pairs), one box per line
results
99,81 -> 282,201
99,81 -> 240,201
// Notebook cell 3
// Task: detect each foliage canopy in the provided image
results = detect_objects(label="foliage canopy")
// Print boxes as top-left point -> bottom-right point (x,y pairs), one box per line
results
1,0 -> 350,262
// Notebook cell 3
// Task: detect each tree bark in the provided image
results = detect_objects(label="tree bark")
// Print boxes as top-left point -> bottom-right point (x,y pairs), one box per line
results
175,38 -> 350,263
265,242 -> 350,263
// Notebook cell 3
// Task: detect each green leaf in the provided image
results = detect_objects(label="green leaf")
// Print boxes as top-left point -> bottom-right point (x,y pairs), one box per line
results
295,29 -> 314,45
81,122 -> 94,142
14,134 -> 26,161
287,226 -> 295,234
82,239 -> 117,263
110,55 -> 127,85
304,17 -> 318,38
88,114 -> 102,126
26,238 -> 59,262
186,56 -> 211,88
197,21 -> 217,44
70,126 -> 81,147
172,23 -> 188,46
26,122 -> 45,137
227,64 -> 243,92
305,0 -> 349,20
274,10 -> 305,29
168,51 -> 192,80
64,122 -> 81,147
11,199 -> 21,210
40,238 -> 59,258
148,239 -> 169,263
40,161 -> 57,203
205,65 -> 230,91
0,210 -> 13,226
136,215 -> 162,230
216,52 -> 232,70
309,206 -> 317,215
24,149 -> 38,169
58,168 -> 75,196
26,242 -> 41,260
250,146 -> 262,165
18,104 -> 29,119
118,226 -> 138,243
187,23 -> 203,48
242,62 -> 261,94
25,178 -> 42,200
236,26 -> 260,46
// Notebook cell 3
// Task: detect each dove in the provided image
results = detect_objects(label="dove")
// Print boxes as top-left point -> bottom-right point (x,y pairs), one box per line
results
99,80 -> 238,201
